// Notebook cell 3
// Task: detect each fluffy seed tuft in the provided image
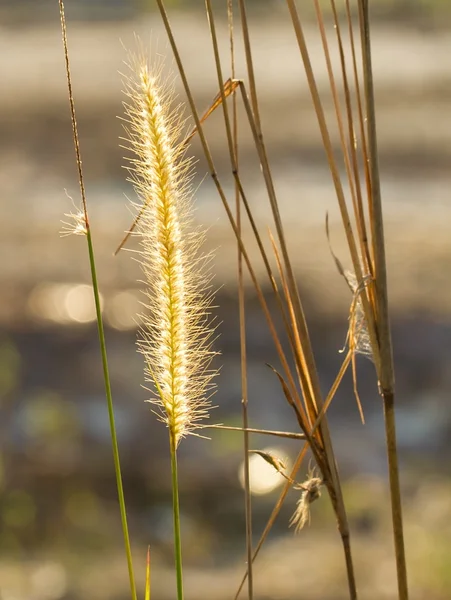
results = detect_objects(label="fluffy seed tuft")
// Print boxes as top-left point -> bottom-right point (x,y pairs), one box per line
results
60,193 -> 87,237
290,469 -> 323,533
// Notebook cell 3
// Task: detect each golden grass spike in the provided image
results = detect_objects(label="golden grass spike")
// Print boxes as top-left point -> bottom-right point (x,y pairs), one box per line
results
114,78 -> 239,255
122,50 -> 218,447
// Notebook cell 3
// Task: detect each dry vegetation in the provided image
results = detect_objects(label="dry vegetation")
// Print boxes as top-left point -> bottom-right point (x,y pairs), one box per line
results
47,0 -> 447,598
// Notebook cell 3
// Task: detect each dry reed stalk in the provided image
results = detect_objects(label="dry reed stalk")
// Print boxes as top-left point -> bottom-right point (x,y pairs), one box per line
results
229,3 -> 358,596
224,1 -> 254,596
284,0 -> 407,597
359,2 -> 408,597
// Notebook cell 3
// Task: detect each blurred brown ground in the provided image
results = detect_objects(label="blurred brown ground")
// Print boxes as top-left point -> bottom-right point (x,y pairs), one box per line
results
2,13 -> 451,321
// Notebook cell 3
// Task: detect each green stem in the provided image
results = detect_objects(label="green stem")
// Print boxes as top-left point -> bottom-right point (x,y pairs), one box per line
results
170,432 -> 184,600
58,4 -> 137,597
87,229 -> 137,600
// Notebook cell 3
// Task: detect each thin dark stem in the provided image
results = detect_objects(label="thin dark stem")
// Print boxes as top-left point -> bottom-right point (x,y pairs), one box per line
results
284,3 -> 360,598
224,2 -> 254,596
285,0 -> 380,377
359,2 -> 393,386
59,0 -> 87,219
58,3 -> 137,599
360,2 -> 407,597
206,424 -> 305,440
383,391 -> 408,599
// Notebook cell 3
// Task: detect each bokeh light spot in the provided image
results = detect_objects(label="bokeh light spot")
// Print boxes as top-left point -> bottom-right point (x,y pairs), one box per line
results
239,446 -> 288,496
105,289 -> 141,330
27,283 -> 103,325
63,284 -> 98,323
31,562 -> 68,600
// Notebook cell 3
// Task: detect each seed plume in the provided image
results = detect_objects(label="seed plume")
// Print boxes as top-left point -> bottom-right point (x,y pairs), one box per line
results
122,50 -> 217,447
290,469 -> 323,533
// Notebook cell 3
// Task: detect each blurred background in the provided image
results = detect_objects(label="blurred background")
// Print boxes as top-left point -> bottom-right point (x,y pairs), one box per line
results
2,1 -> 451,599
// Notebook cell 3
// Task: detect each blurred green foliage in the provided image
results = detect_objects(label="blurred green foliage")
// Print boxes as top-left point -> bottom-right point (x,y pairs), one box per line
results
21,392 -> 80,443
2,490 -> 36,529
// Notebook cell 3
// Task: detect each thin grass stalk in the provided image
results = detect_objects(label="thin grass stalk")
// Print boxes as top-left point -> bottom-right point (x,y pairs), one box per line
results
170,433 -> 184,600
203,5 -> 326,555
317,0 -> 372,275
227,226 -> 355,598
233,78 -> 332,436
237,1 -> 323,423
330,0 -> 372,273
236,5 -> 321,417
313,0 -> 361,251
285,0 -> 380,376
206,424 -> 306,440
225,2 -> 254,596
359,6 -> 393,385
201,81 -> 304,402
268,241 -> 357,599
359,2 -> 408,598
202,4 -> 289,320
345,0 -> 372,212
234,443 -> 309,599
58,3 -> 137,599
234,83 -> 315,422
237,0 -> 262,130
268,233 -> 355,429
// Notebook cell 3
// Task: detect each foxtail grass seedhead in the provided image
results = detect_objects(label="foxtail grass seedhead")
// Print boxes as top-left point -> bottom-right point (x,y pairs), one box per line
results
290,468 -> 323,533
122,49 -> 217,447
